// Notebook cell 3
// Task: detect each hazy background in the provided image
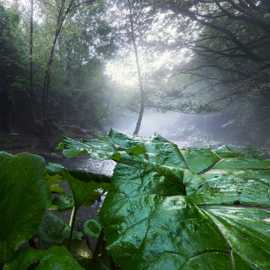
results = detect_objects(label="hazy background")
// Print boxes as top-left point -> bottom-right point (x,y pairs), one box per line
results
1,0 -> 270,151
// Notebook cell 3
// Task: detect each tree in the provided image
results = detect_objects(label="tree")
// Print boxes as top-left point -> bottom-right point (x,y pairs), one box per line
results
127,0 -> 145,135
40,0 -> 97,135
29,0 -> 34,98
0,0 -> 115,138
0,5 -> 26,133
153,0 -> 270,89
107,0 -> 162,134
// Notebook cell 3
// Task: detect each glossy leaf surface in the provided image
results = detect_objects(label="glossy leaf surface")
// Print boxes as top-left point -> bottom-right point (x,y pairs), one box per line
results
62,130 -> 270,269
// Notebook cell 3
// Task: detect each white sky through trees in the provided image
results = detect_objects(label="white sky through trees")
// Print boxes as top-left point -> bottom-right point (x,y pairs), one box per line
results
104,2 -> 193,90
3,0 -> 193,91
3,0 -> 28,9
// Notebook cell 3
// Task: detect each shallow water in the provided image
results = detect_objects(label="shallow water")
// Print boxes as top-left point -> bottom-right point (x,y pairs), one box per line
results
109,108 -> 253,147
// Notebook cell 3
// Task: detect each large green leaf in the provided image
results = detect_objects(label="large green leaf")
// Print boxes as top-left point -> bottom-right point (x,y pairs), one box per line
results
101,164 -> 270,269
101,193 -> 254,269
61,130 -> 270,269
0,152 -> 49,263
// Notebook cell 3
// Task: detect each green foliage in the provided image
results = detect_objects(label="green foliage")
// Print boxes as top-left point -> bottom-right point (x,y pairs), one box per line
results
38,212 -> 82,247
37,0 -> 114,127
65,172 -> 103,208
2,131 -> 270,269
0,0 -> 115,134
0,149 -> 111,268
0,5 -> 27,88
0,152 -> 49,263
0,4 -> 29,132
51,192 -> 75,211
63,130 -> 270,269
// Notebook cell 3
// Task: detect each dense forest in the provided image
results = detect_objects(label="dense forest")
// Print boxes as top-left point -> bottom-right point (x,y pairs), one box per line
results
1,0 -> 270,147
0,0 -> 114,144
1,0 -> 270,269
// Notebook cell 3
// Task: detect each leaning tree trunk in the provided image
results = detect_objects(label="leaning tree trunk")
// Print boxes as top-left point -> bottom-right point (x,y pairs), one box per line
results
41,0 -> 77,138
42,35 -> 58,125
128,0 -> 145,136
41,7 -> 65,137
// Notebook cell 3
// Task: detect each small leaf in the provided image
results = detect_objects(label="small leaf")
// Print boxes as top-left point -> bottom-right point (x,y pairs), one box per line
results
52,192 -> 74,211
127,144 -> 146,155
112,151 -> 122,161
46,174 -> 64,193
46,162 -> 65,175
63,148 -> 87,158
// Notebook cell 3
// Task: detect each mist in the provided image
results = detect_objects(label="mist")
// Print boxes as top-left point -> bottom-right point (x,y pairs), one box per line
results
1,0 -> 270,151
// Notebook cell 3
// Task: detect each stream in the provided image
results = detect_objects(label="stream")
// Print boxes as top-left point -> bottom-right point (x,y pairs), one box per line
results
109,108 -> 259,147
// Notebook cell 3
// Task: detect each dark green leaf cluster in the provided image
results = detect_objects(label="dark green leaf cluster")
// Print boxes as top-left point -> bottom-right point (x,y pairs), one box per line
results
0,151 -> 110,269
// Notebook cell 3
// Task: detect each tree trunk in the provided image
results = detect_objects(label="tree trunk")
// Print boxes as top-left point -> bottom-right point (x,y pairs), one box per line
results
29,0 -> 33,98
41,16 -> 63,137
41,0 -> 74,137
0,88 -> 12,134
27,0 -> 37,129
128,0 -> 145,136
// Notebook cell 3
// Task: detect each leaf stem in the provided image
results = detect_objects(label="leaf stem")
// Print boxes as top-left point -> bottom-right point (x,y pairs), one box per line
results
68,206 -> 78,247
